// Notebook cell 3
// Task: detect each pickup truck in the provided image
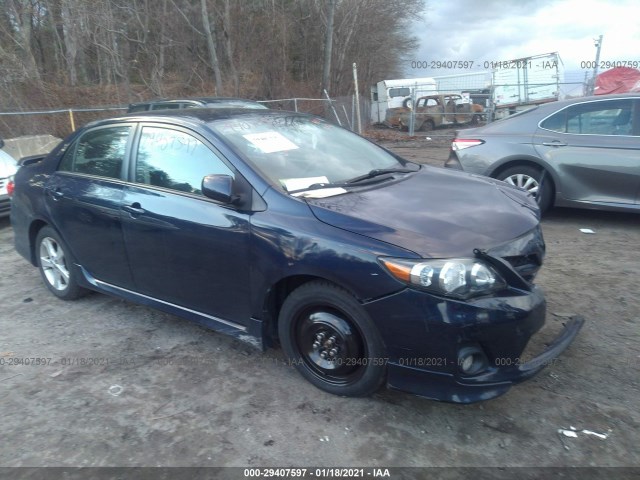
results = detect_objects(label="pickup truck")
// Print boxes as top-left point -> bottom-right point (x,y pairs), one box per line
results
386,94 -> 483,131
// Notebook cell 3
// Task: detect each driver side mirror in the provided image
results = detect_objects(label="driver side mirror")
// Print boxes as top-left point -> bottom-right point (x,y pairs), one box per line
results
202,174 -> 240,205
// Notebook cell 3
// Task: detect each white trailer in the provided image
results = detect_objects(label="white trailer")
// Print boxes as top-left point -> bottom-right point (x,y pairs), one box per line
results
492,52 -> 564,118
432,72 -> 491,95
370,77 -> 437,124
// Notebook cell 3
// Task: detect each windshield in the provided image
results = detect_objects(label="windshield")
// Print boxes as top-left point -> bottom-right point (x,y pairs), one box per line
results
209,114 -> 407,193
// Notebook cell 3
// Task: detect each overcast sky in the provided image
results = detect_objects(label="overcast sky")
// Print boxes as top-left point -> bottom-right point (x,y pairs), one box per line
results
407,0 -> 640,93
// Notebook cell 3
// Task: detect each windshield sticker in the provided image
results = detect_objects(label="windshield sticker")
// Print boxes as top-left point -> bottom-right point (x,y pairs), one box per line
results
280,176 -> 329,192
292,188 -> 347,199
242,131 -> 299,153
280,176 -> 348,198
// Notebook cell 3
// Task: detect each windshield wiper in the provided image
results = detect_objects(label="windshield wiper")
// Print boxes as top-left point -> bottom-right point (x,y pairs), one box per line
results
344,167 -> 419,184
287,166 -> 419,195
287,182 -> 348,195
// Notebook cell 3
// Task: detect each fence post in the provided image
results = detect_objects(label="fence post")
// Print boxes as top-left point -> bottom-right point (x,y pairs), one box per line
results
352,63 -> 362,134
341,105 -> 352,130
323,89 -> 342,126
68,109 -> 76,131
409,83 -> 417,136
294,98 -> 298,112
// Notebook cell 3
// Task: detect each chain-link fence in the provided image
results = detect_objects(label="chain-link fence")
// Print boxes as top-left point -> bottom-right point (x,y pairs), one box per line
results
0,97 -> 370,140
0,70 -> 589,141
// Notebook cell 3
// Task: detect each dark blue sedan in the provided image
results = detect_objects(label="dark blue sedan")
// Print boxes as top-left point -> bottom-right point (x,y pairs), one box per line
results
9,109 -> 583,402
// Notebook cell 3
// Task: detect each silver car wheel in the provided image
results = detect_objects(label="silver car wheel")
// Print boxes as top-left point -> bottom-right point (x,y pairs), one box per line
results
504,173 -> 539,196
39,237 -> 70,291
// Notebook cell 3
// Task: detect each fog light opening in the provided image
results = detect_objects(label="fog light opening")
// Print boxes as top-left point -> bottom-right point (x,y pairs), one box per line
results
458,346 -> 487,375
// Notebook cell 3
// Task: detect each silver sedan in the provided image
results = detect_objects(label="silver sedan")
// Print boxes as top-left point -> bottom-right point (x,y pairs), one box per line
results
445,93 -> 640,213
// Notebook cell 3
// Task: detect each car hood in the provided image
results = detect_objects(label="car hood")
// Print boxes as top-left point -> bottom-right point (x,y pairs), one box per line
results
306,167 -> 540,258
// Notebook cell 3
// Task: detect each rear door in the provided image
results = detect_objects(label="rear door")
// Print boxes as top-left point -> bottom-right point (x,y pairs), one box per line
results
533,98 -> 640,205
120,124 -> 252,325
44,124 -> 135,288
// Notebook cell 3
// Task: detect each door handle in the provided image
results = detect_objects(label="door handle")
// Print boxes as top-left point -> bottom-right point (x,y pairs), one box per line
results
122,203 -> 145,216
542,141 -> 568,147
46,187 -> 64,200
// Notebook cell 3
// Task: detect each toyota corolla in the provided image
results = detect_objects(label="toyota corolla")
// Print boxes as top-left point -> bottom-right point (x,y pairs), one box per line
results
10,109 -> 583,402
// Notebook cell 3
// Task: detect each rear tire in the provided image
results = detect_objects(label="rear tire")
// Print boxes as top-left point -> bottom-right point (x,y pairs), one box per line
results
36,226 -> 87,300
278,281 -> 387,397
497,165 -> 553,213
420,119 -> 435,131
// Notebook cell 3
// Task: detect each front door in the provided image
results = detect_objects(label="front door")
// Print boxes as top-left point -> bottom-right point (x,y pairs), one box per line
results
121,125 -> 252,325
534,98 -> 640,205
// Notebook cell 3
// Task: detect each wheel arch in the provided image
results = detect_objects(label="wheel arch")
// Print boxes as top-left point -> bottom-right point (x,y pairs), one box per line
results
28,219 -> 49,266
488,158 -> 558,202
261,274 -> 362,345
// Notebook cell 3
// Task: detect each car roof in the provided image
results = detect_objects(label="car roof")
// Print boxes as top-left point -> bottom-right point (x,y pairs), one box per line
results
537,92 -> 640,111
87,108 -> 307,130
128,97 -> 264,106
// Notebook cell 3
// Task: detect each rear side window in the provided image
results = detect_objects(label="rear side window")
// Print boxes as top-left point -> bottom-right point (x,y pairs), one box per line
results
59,126 -> 130,179
542,99 -> 634,135
389,88 -> 410,98
135,126 -> 234,195
150,103 -> 181,110
128,104 -> 149,113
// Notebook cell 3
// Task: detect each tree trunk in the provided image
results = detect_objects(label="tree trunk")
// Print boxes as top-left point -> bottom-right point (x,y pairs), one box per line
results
61,0 -> 78,86
320,0 -> 335,95
200,0 -> 223,95
222,0 -> 238,96
5,0 -> 42,84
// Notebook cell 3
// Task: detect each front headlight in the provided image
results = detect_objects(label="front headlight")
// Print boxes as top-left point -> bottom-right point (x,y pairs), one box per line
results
379,257 -> 506,299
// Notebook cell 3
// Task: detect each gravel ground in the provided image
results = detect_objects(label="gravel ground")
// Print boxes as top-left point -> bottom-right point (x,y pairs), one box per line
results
1,132 -> 639,476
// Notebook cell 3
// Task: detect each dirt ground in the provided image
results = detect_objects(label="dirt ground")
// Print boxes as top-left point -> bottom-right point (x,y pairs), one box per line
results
1,130 -> 639,475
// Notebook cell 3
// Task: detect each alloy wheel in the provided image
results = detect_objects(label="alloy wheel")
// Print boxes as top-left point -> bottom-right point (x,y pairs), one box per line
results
504,173 -> 539,196
39,237 -> 70,291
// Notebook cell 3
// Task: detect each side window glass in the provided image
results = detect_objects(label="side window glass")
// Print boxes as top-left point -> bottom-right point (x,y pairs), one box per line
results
564,99 -> 633,135
58,126 -> 130,179
388,88 -> 410,98
541,111 -> 566,132
135,127 -> 234,195
151,103 -> 180,110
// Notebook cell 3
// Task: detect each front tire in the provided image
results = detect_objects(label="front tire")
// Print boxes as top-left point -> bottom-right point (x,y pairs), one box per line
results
497,165 -> 553,213
278,282 -> 387,397
36,226 -> 87,300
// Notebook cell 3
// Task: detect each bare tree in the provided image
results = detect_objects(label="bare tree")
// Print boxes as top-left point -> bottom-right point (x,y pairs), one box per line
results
1,0 -> 42,83
320,0 -> 335,95
0,0 -> 425,133
201,0 -> 223,94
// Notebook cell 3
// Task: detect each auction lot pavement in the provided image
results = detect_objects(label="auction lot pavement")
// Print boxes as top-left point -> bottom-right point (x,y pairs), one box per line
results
1,140 -> 639,471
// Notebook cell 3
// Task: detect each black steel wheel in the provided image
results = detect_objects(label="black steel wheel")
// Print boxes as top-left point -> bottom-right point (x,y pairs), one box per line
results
278,281 -> 387,397
36,226 -> 87,300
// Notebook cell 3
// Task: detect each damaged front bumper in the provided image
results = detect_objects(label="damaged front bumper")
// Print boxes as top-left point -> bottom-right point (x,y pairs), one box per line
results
364,285 -> 584,403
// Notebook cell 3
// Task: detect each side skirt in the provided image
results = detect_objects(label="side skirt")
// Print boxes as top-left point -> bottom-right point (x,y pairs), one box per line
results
76,265 -> 265,350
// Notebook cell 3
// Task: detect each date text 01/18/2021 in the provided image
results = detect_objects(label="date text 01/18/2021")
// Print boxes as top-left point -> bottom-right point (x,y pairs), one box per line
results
408,60 -> 562,70
243,468 -> 391,477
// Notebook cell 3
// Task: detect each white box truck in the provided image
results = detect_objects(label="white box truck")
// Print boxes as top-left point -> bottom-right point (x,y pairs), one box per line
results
370,77 -> 437,124
492,52 -> 564,119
